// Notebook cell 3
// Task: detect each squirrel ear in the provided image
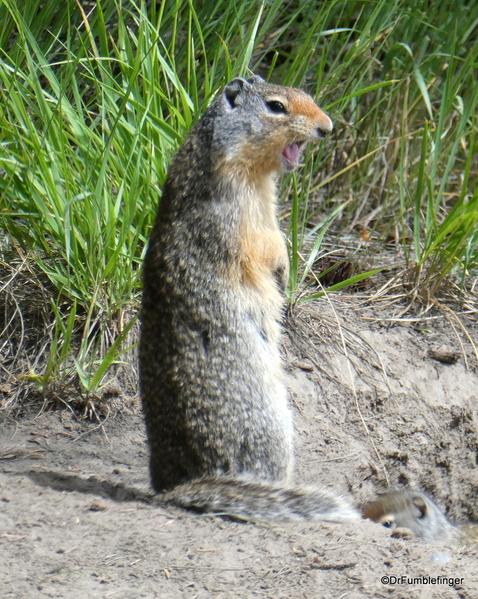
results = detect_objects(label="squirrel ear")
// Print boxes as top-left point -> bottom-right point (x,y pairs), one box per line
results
412,494 -> 428,519
247,74 -> 264,85
224,78 -> 249,108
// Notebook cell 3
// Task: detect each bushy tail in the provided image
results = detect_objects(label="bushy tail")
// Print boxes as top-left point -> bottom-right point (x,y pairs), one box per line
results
162,475 -> 359,521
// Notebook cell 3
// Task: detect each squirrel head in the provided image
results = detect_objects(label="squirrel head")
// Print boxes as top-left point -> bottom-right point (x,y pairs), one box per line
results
362,489 -> 455,543
210,75 -> 332,176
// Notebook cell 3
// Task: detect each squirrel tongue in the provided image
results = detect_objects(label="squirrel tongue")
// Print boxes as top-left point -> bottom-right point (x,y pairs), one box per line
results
283,142 -> 301,164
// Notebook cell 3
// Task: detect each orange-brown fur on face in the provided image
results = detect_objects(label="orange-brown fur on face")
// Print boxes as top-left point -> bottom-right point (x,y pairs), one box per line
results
286,90 -> 333,126
362,491 -> 407,526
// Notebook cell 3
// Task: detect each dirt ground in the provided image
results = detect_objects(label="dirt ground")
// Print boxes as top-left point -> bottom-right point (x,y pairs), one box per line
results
1,296 -> 477,599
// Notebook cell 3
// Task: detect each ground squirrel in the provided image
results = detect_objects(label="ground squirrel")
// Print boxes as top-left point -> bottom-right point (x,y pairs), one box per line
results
139,75 -> 358,521
363,489 -> 478,548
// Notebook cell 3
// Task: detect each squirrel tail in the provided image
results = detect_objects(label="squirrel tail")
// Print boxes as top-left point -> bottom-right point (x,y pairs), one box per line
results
162,476 -> 359,521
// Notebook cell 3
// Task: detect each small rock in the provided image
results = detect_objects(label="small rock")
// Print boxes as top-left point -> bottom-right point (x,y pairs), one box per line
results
295,359 -> 313,371
89,501 -> 108,512
428,346 -> 459,364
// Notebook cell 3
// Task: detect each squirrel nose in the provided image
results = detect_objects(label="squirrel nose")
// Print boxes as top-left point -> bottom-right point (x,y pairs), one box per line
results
317,113 -> 333,138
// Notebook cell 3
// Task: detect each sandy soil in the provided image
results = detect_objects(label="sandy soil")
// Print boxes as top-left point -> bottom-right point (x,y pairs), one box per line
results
1,297 -> 477,599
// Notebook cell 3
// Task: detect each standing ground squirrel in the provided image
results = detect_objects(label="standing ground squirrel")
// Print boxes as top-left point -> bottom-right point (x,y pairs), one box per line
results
363,489 -> 478,548
139,75 -> 358,521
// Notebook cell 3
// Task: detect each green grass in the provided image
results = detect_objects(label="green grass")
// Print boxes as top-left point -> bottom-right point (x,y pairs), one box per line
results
0,0 -> 477,404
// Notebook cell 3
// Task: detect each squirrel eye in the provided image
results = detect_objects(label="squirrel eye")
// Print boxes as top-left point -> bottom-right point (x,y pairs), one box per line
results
382,519 -> 393,528
266,100 -> 287,114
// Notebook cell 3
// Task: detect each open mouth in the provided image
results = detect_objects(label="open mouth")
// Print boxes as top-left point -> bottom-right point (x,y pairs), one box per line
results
281,141 -> 305,171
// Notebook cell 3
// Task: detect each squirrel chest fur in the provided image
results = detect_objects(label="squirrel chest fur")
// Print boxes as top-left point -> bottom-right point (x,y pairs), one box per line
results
139,76 -> 356,520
